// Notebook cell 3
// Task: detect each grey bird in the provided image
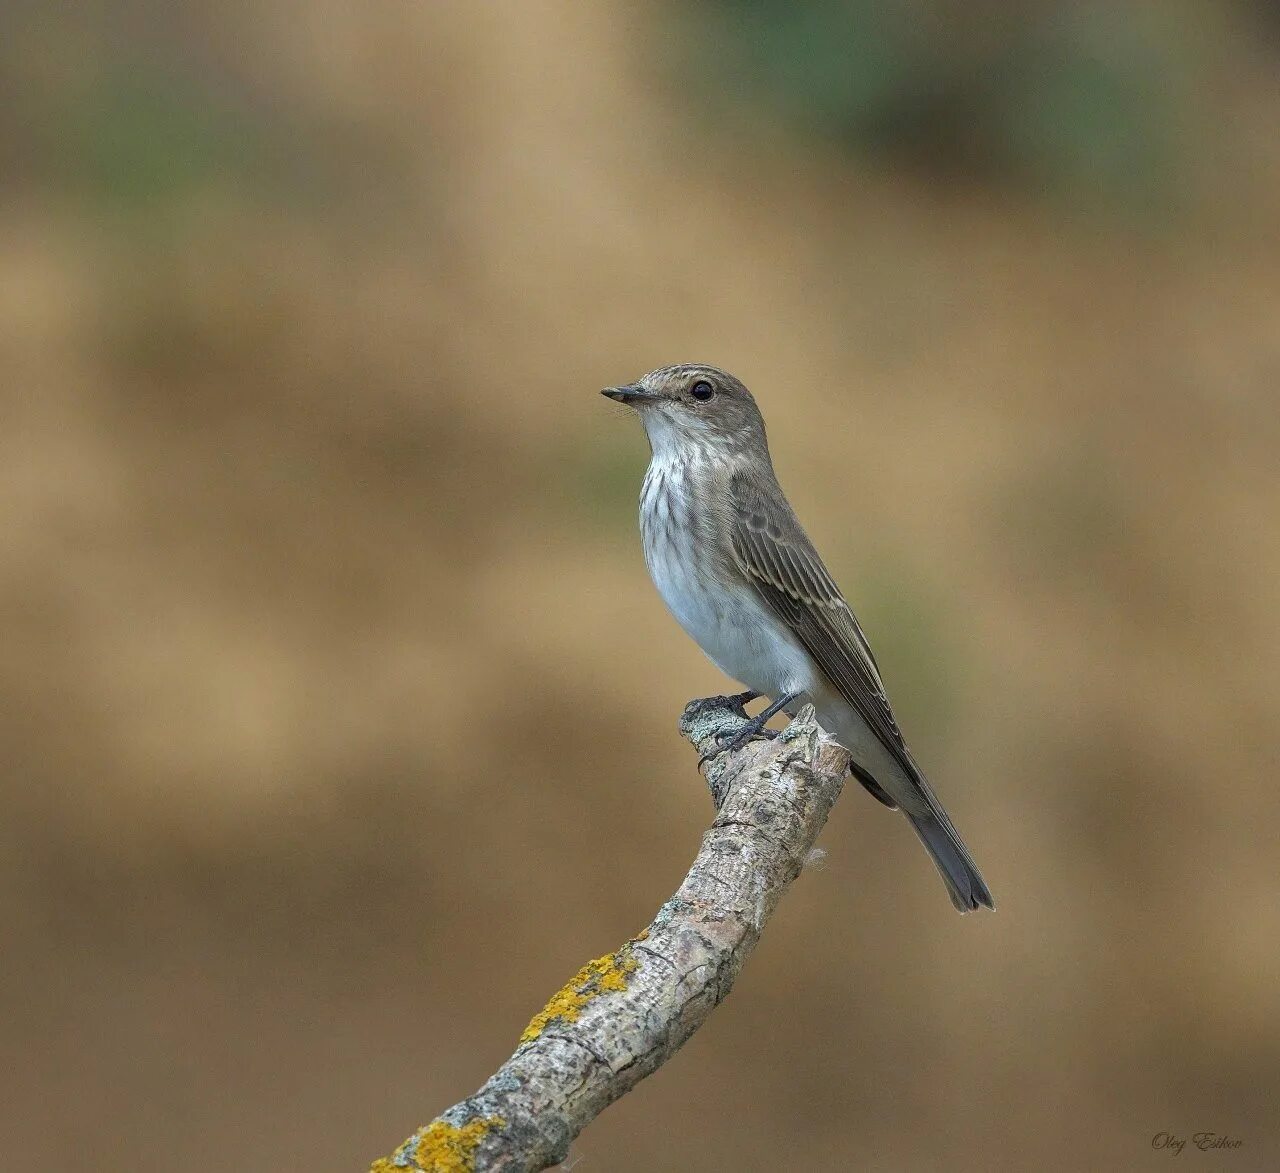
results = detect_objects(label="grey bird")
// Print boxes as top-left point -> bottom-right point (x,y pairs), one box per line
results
602,363 -> 994,912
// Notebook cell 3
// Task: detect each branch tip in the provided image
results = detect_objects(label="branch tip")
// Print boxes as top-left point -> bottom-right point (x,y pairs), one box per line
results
373,696 -> 848,1172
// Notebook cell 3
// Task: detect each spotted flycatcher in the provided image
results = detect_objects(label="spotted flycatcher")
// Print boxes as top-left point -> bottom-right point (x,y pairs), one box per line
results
602,363 -> 993,912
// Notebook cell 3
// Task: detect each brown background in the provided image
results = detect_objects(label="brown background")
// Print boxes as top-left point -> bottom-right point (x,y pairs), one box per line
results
3,3 -> 1278,1170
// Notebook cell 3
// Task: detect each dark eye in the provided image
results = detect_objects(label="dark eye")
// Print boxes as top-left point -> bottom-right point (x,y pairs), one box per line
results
690,380 -> 714,401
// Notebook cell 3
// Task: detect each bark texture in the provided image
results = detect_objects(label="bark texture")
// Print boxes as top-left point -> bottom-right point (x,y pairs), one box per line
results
370,694 -> 849,1173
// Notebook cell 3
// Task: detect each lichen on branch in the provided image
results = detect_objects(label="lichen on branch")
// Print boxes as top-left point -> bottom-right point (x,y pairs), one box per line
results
519,937 -> 644,1046
369,695 -> 848,1173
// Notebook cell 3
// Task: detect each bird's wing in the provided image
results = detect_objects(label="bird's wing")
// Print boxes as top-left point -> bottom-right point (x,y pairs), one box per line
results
728,471 -> 917,782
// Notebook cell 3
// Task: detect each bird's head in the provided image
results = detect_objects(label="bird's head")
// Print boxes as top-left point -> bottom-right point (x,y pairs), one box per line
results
601,364 -> 768,458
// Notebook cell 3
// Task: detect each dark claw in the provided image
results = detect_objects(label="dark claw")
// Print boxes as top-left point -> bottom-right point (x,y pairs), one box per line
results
717,719 -> 780,753
693,691 -> 800,769
697,714 -> 777,768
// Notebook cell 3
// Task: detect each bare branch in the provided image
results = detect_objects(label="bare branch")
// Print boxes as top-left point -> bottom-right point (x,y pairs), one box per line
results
371,695 -> 849,1173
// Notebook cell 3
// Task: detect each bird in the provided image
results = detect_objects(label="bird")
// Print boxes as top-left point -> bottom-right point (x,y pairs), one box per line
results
602,363 -> 993,912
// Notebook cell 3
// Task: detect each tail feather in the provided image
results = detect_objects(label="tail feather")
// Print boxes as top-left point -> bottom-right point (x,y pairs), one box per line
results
906,805 -> 994,913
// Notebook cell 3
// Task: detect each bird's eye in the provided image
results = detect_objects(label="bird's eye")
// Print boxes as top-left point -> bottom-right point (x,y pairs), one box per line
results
690,380 -> 714,401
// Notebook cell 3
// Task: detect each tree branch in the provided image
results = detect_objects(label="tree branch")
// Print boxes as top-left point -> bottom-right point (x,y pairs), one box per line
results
370,695 -> 850,1173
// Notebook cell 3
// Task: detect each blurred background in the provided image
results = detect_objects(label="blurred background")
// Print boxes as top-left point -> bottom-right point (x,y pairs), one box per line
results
3,2 -> 1278,1169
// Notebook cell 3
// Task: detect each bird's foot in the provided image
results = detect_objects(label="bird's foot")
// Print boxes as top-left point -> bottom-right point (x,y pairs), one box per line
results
697,711 -> 778,768
682,690 -> 759,731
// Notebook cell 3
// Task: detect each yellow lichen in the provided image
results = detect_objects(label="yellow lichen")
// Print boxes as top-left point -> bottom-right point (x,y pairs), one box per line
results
368,1115 -> 504,1173
519,937 -> 643,1045
368,934 -> 650,1171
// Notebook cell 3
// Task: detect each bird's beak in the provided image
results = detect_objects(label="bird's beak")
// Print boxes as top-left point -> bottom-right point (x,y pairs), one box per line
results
601,383 -> 656,405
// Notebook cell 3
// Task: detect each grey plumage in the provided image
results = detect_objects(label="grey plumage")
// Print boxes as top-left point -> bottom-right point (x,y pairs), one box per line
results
603,364 -> 994,913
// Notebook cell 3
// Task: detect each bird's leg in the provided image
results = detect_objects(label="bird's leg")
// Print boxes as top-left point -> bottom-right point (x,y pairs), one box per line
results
724,691 -> 798,743
728,689 -> 761,709
699,692 -> 801,765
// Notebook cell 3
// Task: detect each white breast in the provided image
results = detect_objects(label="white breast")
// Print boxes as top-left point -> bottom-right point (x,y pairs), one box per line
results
639,453 -> 814,699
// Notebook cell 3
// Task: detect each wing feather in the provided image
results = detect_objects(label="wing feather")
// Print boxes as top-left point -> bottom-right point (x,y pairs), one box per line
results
729,472 -> 914,778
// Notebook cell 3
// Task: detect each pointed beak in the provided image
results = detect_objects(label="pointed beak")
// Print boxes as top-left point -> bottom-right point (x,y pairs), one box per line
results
601,383 -> 655,405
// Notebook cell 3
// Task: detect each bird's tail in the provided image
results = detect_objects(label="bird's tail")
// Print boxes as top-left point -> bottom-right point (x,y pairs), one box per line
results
904,774 -> 994,913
